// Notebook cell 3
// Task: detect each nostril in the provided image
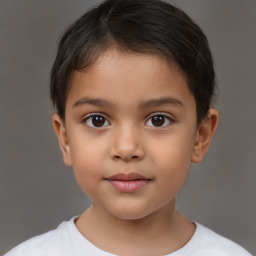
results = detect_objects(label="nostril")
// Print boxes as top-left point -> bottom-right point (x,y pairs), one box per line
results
110,143 -> 145,161
113,154 -> 140,161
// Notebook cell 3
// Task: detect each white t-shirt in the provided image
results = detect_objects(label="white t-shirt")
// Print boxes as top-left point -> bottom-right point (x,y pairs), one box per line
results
4,217 -> 252,256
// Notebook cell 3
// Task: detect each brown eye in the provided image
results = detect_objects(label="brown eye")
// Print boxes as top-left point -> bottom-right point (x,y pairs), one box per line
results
85,114 -> 110,128
152,115 -> 165,126
145,114 -> 172,127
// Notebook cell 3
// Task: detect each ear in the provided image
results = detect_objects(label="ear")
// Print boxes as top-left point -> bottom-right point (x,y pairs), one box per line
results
191,109 -> 219,163
52,114 -> 72,166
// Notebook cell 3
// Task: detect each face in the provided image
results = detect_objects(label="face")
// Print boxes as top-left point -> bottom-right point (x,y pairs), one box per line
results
53,49 -> 217,220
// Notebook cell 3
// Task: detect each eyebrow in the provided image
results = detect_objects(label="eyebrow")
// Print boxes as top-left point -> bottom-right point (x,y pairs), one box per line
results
73,97 -> 183,109
139,97 -> 183,109
73,98 -> 115,108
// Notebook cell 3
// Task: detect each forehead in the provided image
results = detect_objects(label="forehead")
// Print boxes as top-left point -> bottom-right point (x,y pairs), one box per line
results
66,49 -> 195,111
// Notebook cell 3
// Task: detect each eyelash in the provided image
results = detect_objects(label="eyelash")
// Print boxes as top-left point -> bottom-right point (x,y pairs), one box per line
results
82,113 -> 110,128
146,112 -> 174,128
82,112 -> 174,128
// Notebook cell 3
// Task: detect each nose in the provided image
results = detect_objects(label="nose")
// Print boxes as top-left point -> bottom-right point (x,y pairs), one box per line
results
110,124 -> 145,162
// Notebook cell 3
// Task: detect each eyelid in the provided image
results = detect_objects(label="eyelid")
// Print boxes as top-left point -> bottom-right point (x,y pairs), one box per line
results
82,112 -> 111,127
145,112 -> 174,127
147,112 -> 174,120
84,112 -> 108,119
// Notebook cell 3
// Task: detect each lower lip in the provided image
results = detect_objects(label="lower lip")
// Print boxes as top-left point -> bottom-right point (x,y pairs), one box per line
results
107,179 -> 150,192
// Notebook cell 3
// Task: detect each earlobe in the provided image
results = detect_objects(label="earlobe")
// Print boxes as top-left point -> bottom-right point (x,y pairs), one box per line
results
52,114 -> 72,166
191,109 -> 219,163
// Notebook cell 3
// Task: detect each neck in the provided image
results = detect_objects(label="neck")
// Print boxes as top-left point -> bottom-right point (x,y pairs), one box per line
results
75,199 -> 195,256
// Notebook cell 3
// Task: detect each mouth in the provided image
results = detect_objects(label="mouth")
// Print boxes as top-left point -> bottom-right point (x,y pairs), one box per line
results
105,172 -> 152,193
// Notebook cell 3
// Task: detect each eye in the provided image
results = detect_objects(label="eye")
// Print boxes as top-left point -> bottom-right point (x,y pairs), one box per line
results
145,113 -> 173,127
83,114 -> 110,128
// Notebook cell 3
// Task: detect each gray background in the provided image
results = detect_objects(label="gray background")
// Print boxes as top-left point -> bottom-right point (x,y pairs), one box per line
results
0,0 -> 255,254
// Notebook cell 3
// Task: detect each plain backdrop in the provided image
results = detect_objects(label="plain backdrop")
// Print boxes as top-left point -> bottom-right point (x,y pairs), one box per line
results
0,0 -> 255,254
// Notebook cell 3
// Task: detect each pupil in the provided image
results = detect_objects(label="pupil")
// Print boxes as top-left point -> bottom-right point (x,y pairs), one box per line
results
92,116 -> 105,127
152,115 -> 164,126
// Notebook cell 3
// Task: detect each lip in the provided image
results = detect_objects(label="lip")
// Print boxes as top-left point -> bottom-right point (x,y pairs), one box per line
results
105,172 -> 151,192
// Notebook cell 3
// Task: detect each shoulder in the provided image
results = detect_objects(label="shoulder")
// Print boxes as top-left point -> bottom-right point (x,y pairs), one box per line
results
4,219 -> 73,256
190,222 -> 252,256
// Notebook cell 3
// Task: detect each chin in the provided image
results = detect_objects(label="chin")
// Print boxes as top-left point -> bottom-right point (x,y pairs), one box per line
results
111,210 -> 151,221
107,203 -> 157,221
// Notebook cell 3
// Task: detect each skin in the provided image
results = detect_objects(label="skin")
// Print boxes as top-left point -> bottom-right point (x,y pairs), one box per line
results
53,48 -> 218,256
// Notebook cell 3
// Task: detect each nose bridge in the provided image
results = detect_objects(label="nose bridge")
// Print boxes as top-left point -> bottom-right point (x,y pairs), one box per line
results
111,122 -> 144,161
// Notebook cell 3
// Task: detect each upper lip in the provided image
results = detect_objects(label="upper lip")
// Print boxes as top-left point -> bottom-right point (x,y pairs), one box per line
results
105,172 -> 150,181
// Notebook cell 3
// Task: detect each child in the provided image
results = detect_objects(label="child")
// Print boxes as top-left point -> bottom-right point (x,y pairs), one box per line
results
5,0 -> 252,255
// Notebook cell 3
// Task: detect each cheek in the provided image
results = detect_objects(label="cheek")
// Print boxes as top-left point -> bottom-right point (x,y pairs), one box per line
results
69,137 -> 106,191
157,154 -> 190,193
69,130 -> 107,168
151,133 -> 195,191
152,131 -> 194,167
